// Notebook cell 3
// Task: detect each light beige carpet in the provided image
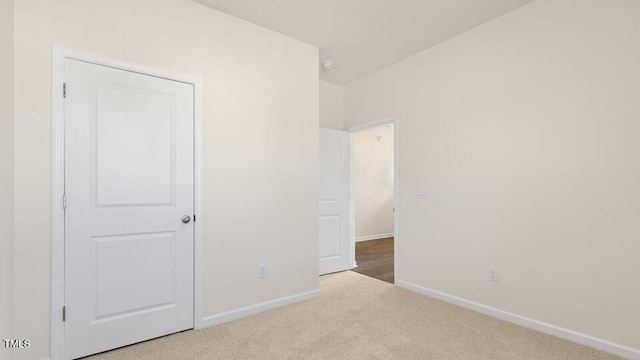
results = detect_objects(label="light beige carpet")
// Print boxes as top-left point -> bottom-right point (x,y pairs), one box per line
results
86,271 -> 620,360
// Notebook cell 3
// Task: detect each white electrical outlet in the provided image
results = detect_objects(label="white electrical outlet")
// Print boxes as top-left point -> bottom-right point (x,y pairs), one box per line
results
259,264 -> 267,279
417,186 -> 428,199
487,267 -> 498,282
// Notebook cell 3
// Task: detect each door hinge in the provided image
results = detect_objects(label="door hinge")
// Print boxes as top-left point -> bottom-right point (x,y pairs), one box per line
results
63,194 -> 67,210
63,83 -> 67,98
62,306 -> 66,322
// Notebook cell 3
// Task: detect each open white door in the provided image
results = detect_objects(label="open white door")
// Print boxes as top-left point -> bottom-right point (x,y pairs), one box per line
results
319,128 -> 350,275
64,58 -> 194,359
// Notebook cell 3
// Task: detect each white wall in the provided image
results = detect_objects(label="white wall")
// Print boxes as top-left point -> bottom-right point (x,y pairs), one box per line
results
319,80 -> 344,130
0,1 -> 14,359
354,124 -> 394,240
345,0 -> 640,352
13,0 -> 319,358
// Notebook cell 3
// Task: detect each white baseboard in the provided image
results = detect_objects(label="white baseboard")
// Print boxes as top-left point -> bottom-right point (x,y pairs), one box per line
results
396,280 -> 639,360
198,289 -> 321,329
355,233 -> 394,242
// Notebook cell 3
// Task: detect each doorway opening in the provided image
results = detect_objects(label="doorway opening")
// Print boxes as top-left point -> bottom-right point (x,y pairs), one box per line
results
349,118 -> 397,284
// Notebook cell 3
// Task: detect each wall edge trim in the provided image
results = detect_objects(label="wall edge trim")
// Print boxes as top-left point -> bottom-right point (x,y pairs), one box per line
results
396,280 -> 639,360
198,289 -> 320,328
355,233 -> 394,242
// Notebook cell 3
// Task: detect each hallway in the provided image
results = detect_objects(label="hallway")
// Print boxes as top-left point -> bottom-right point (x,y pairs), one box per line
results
352,237 -> 394,283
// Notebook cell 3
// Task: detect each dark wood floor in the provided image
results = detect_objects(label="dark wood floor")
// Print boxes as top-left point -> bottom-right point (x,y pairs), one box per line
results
352,237 -> 394,283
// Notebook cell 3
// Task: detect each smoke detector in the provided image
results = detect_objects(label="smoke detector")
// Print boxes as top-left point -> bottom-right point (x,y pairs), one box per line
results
321,60 -> 334,71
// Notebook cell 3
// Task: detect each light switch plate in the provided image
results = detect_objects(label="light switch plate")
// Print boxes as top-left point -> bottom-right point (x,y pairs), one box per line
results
487,267 -> 498,282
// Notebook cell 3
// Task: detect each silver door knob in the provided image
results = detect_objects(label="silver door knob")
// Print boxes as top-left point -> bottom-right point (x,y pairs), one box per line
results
181,215 -> 191,224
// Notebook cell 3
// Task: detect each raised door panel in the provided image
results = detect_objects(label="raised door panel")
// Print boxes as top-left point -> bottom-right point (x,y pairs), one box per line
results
94,83 -> 176,207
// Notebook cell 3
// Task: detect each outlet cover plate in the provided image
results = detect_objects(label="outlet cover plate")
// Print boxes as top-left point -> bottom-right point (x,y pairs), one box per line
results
487,267 -> 498,282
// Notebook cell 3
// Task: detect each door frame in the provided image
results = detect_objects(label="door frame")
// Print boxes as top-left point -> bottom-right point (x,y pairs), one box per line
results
348,115 -> 399,283
50,46 -> 204,360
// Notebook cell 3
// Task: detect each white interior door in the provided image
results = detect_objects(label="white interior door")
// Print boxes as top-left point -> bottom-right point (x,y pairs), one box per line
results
319,128 -> 350,275
64,59 -> 194,359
